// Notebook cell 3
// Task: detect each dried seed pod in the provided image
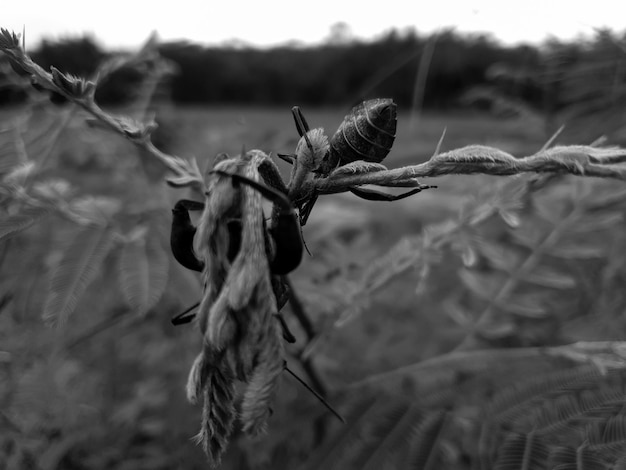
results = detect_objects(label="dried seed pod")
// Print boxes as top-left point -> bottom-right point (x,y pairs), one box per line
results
327,98 -> 397,170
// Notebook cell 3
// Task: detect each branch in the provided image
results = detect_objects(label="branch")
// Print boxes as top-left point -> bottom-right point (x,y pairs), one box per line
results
0,29 -> 203,191
308,145 -> 626,195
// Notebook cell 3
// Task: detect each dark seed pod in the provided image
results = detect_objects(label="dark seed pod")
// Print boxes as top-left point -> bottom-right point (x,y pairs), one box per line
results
327,98 -> 397,169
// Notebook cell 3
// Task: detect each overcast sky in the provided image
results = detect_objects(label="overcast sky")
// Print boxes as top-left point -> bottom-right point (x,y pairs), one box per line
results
4,0 -> 625,50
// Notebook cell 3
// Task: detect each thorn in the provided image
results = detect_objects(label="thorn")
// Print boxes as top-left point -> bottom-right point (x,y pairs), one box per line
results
171,301 -> 200,325
434,127 -> 447,156
302,229 -> 312,257
540,125 -> 565,151
291,106 -> 314,154
291,106 -> 310,136
277,153 -> 295,165
284,363 -> 346,424
590,135 -> 607,147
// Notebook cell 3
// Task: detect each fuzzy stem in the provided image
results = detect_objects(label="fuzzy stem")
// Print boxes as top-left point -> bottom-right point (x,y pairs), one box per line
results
306,145 -> 626,196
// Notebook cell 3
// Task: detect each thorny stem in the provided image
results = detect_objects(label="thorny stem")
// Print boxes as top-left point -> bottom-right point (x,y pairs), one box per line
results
306,145 -> 626,196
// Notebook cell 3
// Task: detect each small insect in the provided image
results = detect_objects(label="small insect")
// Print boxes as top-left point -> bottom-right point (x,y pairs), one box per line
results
282,99 -> 431,225
168,170 -> 301,332
327,97 -> 398,171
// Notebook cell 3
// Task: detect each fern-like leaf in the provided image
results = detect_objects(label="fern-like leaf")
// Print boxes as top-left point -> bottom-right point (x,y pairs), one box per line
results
117,228 -> 169,315
43,223 -> 115,325
0,207 -> 48,241
549,445 -> 610,470
297,396 -> 382,470
480,368 -> 626,469
493,431 -> 550,470
341,401 -> 412,470
587,416 -> 626,460
479,366 -> 601,468
407,411 -> 447,470
359,404 -> 425,470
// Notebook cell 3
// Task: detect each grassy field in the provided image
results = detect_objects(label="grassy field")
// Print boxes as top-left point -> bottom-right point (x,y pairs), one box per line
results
151,104 -> 549,166
3,103 -> 622,469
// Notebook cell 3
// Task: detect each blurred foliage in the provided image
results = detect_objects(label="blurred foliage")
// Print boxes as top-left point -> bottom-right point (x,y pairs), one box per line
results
462,28 -> 626,141
4,102 -> 626,469
4,29 -> 626,469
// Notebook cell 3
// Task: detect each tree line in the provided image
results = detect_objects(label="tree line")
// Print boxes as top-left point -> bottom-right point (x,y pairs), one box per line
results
0,28 -> 624,113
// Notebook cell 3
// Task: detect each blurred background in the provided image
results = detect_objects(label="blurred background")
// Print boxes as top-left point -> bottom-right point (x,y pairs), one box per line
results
2,2 -> 626,469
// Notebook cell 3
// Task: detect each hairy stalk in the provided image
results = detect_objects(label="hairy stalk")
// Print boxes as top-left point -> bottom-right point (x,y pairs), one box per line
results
307,145 -> 626,196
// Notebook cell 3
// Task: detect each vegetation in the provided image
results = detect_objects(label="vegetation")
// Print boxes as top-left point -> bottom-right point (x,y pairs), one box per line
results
2,27 -> 626,470
1,28 -> 625,118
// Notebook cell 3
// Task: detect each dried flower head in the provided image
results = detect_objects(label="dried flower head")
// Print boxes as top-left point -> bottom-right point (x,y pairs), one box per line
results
187,152 -> 285,466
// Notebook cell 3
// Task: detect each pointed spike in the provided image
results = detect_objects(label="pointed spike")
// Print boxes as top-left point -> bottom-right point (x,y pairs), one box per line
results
277,153 -> 296,165
590,135 -> 607,147
302,229 -> 313,257
284,364 -> 346,423
291,106 -> 310,136
434,127 -> 447,156
540,124 -> 565,151
292,106 -> 314,154
171,301 -> 200,325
